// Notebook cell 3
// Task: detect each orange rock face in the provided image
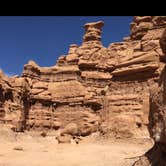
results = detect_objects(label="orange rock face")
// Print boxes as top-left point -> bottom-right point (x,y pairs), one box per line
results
0,16 -> 166,140
133,26 -> 166,166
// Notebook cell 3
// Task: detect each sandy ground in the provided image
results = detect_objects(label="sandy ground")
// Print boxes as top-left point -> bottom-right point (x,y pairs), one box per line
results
0,132 -> 153,166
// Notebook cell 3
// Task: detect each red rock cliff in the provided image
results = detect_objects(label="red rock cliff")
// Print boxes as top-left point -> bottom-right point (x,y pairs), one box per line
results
0,16 -> 166,139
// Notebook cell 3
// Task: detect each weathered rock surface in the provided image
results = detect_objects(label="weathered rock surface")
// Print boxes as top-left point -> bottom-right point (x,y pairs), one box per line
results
130,16 -> 166,40
133,27 -> 166,166
0,16 -> 166,141
160,29 -> 166,55
0,71 -> 30,131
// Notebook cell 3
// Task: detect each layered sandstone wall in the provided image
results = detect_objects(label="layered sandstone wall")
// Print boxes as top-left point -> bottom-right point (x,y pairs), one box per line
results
133,27 -> 166,166
0,71 -> 30,131
0,16 -> 166,139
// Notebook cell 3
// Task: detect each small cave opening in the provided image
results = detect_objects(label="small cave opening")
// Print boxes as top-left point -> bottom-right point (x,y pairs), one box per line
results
85,103 -> 102,112
136,122 -> 142,128
5,91 -> 13,102
42,101 -> 52,107
0,108 -> 5,118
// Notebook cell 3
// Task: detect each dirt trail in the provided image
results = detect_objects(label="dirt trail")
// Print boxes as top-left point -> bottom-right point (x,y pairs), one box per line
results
0,135 -> 153,166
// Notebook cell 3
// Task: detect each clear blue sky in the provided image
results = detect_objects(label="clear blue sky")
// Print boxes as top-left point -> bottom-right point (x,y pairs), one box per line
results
0,16 -> 133,76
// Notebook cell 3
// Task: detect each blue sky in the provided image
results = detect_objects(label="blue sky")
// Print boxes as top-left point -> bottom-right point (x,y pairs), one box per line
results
0,16 -> 133,76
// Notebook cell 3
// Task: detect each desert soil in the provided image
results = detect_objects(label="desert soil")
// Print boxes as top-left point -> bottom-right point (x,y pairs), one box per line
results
0,132 -> 153,166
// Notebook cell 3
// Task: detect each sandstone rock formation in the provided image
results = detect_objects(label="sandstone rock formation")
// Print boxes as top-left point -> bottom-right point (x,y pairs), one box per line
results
0,16 -> 166,141
130,16 -> 166,40
0,71 -> 30,131
133,28 -> 166,166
